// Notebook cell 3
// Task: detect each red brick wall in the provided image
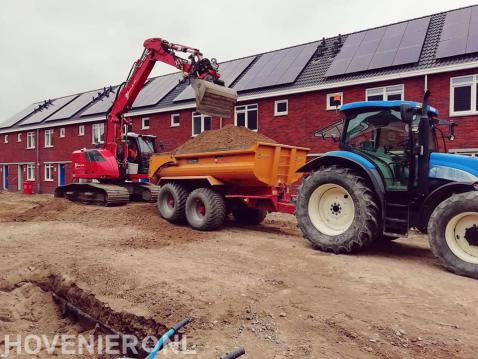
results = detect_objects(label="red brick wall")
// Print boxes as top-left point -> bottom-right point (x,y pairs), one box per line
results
1,69 -> 477,194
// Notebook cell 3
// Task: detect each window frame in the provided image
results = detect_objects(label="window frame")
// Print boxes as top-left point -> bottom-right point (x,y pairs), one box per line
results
26,132 -> 35,149
234,104 -> 259,131
26,164 -> 35,181
59,128 -> 66,138
17,133 -> 22,142
274,99 -> 288,116
44,163 -> 54,182
92,123 -> 105,145
326,92 -> 344,111
78,125 -> 85,136
449,74 -> 478,117
365,84 -> 404,101
141,117 -> 150,130
3,135 -> 8,144
171,114 -> 180,127
191,112 -> 212,137
44,129 -> 54,148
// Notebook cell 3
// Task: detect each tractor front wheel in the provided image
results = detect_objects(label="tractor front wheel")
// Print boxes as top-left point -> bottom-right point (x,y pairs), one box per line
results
296,165 -> 380,253
428,191 -> 478,278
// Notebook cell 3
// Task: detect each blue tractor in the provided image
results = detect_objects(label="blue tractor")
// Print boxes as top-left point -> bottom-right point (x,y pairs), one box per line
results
295,91 -> 478,278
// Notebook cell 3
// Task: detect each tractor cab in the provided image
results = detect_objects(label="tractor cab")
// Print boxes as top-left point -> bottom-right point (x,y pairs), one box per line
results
338,100 -> 440,192
124,133 -> 158,175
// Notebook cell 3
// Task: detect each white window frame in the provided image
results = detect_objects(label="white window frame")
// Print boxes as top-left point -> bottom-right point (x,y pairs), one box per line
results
141,117 -> 150,130
26,132 -> 35,149
274,100 -> 288,116
449,148 -> 478,157
78,125 -> 85,136
171,114 -> 180,127
92,123 -> 105,145
326,92 -> 344,111
26,164 -> 35,181
449,74 -> 478,117
44,163 -> 54,182
44,129 -> 54,148
234,104 -> 259,131
17,133 -> 22,142
366,84 -> 404,101
191,112 -> 212,137
3,135 -> 8,144
59,128 -> 65,138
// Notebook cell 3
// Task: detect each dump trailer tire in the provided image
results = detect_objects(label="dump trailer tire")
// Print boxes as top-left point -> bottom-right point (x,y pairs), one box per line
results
428,191 -> 478,279
157,183 -> 189,224
185,188 -> 226,231
296,165 -> 380,253
232,203 -> 267,225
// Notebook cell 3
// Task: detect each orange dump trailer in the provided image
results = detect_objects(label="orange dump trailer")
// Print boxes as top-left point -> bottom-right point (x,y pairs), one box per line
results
148,142 -> 310,230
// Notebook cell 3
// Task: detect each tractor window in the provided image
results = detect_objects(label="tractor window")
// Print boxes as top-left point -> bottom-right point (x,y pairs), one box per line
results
344,110 -> 411,191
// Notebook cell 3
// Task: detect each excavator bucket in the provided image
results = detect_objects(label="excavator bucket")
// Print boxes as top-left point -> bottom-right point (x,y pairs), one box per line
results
191,78 -> 238,118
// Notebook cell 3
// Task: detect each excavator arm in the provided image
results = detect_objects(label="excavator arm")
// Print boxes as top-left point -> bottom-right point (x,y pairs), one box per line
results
106,37 -> 237,165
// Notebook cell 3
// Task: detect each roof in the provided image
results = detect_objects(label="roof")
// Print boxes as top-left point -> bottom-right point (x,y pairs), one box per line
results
1,4 -> 477,133
340,100 -> 439,115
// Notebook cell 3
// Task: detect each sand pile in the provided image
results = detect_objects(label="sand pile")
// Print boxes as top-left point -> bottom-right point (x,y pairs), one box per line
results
174,125 -> 277,154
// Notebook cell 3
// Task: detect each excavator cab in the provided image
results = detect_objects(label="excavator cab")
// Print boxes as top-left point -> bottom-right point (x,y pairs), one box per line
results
125,133 -> 157,175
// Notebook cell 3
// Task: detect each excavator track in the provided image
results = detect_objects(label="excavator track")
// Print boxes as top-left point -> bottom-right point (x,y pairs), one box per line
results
124,182 -> 161,203
55,183 -> 130,206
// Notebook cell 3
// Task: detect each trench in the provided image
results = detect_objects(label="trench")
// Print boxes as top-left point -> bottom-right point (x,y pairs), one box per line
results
1,274 -> 173,358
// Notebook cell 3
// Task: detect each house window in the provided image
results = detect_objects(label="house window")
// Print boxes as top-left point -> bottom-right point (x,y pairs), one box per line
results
44,163 -> 54,181
366,85 -> 404,101
60,128 -> 65,138
326,92 -> 343,110
44,129 -> 54,148
92,123 -> 105,144
235,104 -> 258,131
274,100 -> 288,116
450,75 -> 478,116
192,112 -> 212,136
79,125 -> 85,136
27,132 -> 35,149
17,133 -> 22,142
449,148 -> 478,157
171,114 -> 180,127
3,135 -> 8,144
26,164 -> 35,181
141,117 -> 150,130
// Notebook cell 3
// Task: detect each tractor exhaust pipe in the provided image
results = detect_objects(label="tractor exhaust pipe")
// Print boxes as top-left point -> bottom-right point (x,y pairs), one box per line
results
191,78 -> 238,118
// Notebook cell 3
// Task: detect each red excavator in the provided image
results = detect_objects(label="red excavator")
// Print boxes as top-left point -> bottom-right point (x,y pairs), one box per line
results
55,38 -> 238,205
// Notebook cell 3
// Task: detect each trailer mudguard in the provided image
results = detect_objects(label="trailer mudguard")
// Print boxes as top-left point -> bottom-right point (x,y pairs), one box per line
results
297,151 -> 386,207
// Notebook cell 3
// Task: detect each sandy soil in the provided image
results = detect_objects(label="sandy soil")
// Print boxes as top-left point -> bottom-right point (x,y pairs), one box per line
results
0,192 -> 477,358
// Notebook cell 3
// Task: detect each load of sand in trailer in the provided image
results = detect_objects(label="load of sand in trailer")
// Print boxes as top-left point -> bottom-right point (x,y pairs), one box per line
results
173,125 -> 277,154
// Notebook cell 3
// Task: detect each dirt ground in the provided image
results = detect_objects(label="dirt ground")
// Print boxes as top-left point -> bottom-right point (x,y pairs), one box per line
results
0,192 -> 477,358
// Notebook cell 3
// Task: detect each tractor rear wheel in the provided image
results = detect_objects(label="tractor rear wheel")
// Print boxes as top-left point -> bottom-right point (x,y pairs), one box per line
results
185,188 -> 226,231
428,191 -> 478,278
296,165 -> 380,253
157,182 -> 189,224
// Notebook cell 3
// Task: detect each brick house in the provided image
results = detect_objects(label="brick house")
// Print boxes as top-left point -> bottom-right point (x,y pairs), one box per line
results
1,5 -> 478,193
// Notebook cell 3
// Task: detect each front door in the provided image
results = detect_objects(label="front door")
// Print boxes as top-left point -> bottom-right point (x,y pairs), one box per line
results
58,164 -> 66,186
3,165 -> 8,190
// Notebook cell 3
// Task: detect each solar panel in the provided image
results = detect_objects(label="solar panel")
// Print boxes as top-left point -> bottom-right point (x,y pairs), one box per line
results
436,6 -> 478,59
80,87 -> 119,117
0,102 -> 39,129
326,17 -> 430,76
46,90 -> 100,122
174,56 -> 256,102
132,72 -> 182,108
20,95 -> 79,126
233,42 -> 318,91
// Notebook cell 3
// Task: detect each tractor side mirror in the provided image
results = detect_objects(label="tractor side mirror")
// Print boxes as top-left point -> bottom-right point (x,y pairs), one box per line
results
400,103 -> 415,124
448,122 -> 457,141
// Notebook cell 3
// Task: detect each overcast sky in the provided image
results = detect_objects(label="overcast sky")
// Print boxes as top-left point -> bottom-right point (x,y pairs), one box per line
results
0,0 -> 476,118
